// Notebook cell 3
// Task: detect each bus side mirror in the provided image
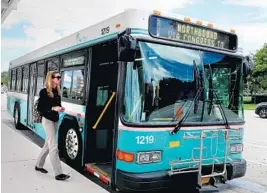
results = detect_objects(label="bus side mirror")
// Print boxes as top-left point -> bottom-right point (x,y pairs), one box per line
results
118,28 -> 137,62
243,56 -> 252,84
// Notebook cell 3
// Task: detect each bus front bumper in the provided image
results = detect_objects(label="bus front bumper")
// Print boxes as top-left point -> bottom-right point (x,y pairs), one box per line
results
116,159 -> 247,192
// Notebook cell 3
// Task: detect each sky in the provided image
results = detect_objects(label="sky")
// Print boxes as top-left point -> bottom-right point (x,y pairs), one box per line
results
1,0 -> 267,72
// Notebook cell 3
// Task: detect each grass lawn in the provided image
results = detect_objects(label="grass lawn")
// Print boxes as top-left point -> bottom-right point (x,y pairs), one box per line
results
244,103 -> 256,110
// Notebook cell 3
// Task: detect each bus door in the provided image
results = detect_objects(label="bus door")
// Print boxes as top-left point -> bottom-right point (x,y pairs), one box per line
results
27,63 -> 37,128
86,41 -> 118,163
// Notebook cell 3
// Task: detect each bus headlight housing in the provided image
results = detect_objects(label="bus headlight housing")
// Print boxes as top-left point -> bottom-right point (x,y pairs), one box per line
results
137,151 -> 161,164
230,143 -> 243,153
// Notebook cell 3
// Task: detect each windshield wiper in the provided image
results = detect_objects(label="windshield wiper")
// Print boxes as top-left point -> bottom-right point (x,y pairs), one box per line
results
171,87 -> 203,135
207,64 -> 214,115
228,63 -> 240,110
171,61 -> 204,135
172,99 -> 189,121
193,60 -> 201,114
208,64 -> 230,130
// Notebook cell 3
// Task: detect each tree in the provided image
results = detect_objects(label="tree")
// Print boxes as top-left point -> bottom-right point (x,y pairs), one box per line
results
249,43 -> 267,94
1,71 -> 8,85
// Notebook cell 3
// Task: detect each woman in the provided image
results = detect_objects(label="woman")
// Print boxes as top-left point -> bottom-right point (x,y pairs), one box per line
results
35,71 -> 70,181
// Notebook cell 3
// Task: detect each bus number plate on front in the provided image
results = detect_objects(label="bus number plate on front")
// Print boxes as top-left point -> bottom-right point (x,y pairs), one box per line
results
136,136 -> 154,144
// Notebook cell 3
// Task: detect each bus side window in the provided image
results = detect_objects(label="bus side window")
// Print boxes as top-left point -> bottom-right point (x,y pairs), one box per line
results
16,67 -> 22,92
71,70 -> 84,100
47,59 -> 59,71
61,69 -> 84,102
62,71 -> 72,99
22,65 -> 29,93
11,69 -> 16,91
36,63 -> 45,95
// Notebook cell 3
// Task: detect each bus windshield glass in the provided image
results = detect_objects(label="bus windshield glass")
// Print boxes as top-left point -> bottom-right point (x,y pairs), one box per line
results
122,41 -> 244,125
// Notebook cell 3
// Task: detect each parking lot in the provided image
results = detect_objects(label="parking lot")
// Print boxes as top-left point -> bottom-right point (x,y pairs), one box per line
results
217,110 -> 267,193
240,111 -> 267,187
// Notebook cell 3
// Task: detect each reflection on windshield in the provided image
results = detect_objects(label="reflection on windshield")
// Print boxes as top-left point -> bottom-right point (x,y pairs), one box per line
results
122,41 -> 244,125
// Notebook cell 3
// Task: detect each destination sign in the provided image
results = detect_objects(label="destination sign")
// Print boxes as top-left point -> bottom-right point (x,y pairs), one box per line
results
63,56 -> 85,67
148,15 -> 238,51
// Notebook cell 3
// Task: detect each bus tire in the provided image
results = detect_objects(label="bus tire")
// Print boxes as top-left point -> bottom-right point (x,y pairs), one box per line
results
58,120 -> 83,171
13,103 -> 23,130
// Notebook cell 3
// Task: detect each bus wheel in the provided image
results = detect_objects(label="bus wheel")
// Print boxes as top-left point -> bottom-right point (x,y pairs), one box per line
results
59,121 -> 83,171
14,103 -> 23,130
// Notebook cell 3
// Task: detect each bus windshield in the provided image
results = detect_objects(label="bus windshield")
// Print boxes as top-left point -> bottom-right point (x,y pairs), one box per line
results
122,41 -> 244,126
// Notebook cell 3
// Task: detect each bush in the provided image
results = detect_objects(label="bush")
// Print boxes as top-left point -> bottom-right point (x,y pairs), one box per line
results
244,96 -> 252,104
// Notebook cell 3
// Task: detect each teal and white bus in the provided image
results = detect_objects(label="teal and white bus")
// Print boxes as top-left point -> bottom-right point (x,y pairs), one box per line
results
7,9 -> 251,192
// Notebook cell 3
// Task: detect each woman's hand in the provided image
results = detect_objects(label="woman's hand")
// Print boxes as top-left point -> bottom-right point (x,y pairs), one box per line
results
53,106 -> 64,112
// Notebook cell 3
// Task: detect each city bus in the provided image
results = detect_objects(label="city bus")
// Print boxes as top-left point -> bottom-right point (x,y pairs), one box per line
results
7,9 -> 251,192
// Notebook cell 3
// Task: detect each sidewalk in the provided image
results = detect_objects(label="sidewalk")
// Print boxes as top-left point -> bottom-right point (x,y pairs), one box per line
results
1,94 -> 108,193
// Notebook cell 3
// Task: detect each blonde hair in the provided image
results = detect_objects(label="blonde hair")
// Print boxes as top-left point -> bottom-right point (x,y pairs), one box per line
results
45,71 -> 61,98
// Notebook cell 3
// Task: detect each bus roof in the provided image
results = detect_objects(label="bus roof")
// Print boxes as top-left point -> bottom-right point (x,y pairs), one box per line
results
9,9 -> 243,69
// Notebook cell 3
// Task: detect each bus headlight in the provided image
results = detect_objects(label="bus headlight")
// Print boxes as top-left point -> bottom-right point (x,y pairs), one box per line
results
137,151 -> 161,164
230,143 -> 243,153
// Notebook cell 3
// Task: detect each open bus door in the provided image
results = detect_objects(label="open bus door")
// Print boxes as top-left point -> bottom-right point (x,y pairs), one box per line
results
85,40 -> 119,186
85,30 -> 137,191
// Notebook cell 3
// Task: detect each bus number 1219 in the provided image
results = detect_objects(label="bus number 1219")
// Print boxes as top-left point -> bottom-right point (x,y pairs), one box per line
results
136,136 -> 154,144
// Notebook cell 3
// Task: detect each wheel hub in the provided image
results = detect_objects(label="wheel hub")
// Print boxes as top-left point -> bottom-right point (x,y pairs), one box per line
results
65,129 -> 79,160
259,108 -> 267,118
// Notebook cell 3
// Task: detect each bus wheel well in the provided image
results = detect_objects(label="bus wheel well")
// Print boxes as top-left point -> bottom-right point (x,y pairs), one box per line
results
58,116 -> 79,135
58,116 -> 83,170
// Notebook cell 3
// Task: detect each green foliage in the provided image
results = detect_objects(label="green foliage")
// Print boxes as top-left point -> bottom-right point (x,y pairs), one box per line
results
1,71 -> 8,85
248,43 -> 267,94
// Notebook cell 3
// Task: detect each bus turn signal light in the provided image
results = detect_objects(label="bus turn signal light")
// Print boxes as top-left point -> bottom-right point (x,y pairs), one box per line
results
117,150 -> 134,162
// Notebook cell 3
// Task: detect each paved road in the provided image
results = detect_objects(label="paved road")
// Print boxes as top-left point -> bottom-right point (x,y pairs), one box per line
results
1,94 -> 108,193
219,110 -> 267,193
1,93 -> 267,193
